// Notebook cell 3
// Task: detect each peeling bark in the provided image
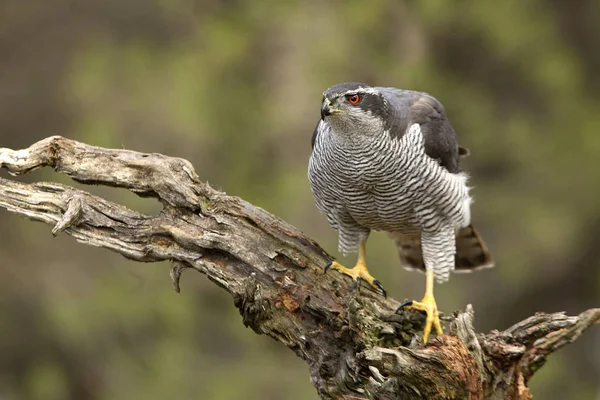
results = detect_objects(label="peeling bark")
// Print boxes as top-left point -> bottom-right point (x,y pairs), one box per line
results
1,136 -> 598,399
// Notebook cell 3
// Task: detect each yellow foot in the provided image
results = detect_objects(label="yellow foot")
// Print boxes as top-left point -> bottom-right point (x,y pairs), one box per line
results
325,260 -> 386,297
398,296 -> 443,343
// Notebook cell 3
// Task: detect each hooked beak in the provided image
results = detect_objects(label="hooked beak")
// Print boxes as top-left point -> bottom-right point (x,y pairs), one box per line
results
321,99 -> 335,120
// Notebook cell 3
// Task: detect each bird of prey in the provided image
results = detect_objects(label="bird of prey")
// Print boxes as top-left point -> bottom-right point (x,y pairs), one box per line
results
308,82 -> 493,342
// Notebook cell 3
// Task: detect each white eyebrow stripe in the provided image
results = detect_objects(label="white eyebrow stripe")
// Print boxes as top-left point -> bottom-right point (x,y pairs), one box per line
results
343,87 -> 379,95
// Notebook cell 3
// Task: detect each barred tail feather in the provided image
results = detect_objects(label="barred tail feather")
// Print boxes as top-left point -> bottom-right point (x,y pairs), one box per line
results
453,224 -> 494,272
389,224 -> 494,275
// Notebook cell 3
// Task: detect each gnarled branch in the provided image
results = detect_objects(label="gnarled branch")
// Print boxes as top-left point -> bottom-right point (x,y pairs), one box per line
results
1,136 -> 598,399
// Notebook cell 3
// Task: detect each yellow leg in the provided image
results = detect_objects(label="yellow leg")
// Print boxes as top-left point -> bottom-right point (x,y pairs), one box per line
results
325,240 -> 386,296
399,270 -> 443,343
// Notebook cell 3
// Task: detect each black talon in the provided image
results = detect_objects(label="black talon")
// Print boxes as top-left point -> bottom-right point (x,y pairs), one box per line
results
396,300 -> 414,312
324,261 -> 333,272
373,280 -> 387,297
355,277 -> 362,290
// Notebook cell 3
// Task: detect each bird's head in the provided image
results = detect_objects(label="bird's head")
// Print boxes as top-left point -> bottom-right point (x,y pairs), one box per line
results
320,82 -> 390,136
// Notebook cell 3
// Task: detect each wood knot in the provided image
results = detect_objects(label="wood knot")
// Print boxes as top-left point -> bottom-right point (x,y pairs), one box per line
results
233,273 -> 272,333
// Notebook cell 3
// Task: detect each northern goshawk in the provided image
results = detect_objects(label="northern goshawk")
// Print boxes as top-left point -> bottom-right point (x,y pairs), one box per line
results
308,82 -> 493,342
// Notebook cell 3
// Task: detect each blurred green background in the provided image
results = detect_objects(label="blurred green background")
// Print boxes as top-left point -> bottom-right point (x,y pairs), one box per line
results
1,1 -> 599,399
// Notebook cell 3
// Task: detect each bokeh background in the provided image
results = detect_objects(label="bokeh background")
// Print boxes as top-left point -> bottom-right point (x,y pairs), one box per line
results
1,1 -> 599,399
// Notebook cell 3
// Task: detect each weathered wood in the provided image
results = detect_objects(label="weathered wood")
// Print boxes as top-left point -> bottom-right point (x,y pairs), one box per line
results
1,136 -> 598,399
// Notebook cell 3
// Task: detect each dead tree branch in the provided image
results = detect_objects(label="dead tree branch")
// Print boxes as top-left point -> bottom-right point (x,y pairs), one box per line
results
1,136 -> 598,400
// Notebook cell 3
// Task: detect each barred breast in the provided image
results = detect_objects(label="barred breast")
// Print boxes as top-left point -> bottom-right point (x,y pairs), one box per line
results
308,121 -> 471,262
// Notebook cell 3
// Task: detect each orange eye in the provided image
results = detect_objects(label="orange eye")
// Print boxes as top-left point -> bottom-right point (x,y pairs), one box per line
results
347,94 -> 360,105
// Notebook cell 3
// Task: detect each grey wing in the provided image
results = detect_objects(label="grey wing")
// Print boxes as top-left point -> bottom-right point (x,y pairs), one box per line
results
378,88 -> 462,174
